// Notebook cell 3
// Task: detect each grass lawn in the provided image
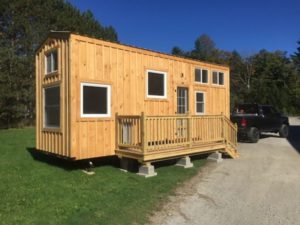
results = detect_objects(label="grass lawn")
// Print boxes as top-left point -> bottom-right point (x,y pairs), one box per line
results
0,128 -> 206,225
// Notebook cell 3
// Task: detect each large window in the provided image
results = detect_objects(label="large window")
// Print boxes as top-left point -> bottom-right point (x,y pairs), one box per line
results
81,83 -> 111,118
195,68 -> 208,84
212,71 -> 224,85
146,70 -> 167,99
45,50 -> 58,74
44,86 -> 60,128
195,91 -> 205,114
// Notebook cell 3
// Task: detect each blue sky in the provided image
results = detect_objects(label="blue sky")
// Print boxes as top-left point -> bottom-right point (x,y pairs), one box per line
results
68,0 -> 300,56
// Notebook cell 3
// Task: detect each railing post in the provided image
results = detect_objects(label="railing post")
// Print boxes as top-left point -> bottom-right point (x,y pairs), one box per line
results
234,123 -> 238,146
221,112 -> 226,143
188,112 -> 192,147
115,113 -> 119,148
141,112 -> 146,153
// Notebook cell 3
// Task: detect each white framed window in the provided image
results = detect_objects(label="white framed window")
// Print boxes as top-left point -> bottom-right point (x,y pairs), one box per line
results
195,68 -> 208,84
195,91 -> 205,115
45,50 -> 58,74
44,85 -> 60,128
146,70 -> 167,99
212,71 -> 225,85
80,83 -> 111,118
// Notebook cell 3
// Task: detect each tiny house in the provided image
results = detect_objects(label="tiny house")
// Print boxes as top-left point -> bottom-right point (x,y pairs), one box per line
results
35,31 -> 238,168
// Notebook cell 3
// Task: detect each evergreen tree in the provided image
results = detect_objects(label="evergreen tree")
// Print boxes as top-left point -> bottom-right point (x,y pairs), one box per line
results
0,0 -> 118,128
171,46 -> 185,57
228,51 -> 247,108
172,34 -> 230,64
291,40 -> 300,72
250,50 -> 298,114
191,34 -> 218,62
291,40 -> 300,112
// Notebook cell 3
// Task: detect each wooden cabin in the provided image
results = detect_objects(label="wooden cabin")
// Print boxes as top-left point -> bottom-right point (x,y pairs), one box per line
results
35,31 -> 238,172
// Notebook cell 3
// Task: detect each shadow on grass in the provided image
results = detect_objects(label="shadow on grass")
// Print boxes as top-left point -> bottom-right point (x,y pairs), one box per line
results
26,147 -> 120,171
287,125 -> 300,154
27,147 -> 210,173
154,154 -> 208,169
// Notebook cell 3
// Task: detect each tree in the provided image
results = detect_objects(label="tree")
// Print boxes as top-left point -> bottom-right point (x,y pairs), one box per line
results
292,40 -> 300,72
171,46 -> 185,57
249,50 -> 298,114
191,34 -> 218,62
171,34 -> 230,64
228,51 -> 246,106
291,40 -> 300,112
0,0 -> 118,128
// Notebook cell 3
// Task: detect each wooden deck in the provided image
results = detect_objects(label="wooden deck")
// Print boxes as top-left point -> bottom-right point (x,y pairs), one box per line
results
115,114 -> 239,162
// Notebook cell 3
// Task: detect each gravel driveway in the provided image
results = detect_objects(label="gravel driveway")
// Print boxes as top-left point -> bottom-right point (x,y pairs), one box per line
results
149,117 -> 300,225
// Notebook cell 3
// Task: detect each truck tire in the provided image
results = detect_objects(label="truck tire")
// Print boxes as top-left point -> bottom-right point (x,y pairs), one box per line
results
279,124 -> 289,138
248,127 -> 259,143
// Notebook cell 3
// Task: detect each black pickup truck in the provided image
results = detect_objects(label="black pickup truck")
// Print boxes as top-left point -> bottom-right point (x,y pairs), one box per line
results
230,104 -> 289,143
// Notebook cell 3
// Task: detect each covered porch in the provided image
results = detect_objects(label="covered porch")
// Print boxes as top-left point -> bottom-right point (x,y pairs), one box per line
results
115,113 -> 239,164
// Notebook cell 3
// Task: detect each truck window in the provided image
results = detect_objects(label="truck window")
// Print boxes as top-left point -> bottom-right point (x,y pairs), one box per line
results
263,106 -> 279,116
234,105 -> 258,114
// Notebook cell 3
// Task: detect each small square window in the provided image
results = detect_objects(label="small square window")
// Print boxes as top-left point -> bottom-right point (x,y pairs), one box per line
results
196,92 -> 204,102
46,54 -> 52,74
45,50 -> 58,74
195,68 -> 208,84
195,69 -> 201,82
212,71 -> 225,85
212,71 -> 218,84
195,92 -> 205,114
52,51 -> 58,71
219,72 -> 224,85
147,70 -> 167,99
81,83 -> 111,118
202,70 -> 208,83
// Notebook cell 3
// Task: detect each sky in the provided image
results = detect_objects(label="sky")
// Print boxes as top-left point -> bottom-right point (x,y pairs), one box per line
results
68,0 -> 300,56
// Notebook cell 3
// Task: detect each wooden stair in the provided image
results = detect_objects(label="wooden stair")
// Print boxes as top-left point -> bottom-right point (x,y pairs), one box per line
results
223,143 -> 239,159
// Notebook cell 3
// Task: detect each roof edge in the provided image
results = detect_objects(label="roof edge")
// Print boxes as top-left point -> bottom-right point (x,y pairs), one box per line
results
35,30 -> 71,53
37,31 -> 229,69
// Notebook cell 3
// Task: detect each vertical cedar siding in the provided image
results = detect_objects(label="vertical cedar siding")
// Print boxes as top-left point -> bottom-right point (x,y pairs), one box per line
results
36,33 -> 230,160
35,37 -> 70,158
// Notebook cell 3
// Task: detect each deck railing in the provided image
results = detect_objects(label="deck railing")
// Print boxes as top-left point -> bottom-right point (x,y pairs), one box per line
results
223,116 -> 238,148
116,113 -> 237,154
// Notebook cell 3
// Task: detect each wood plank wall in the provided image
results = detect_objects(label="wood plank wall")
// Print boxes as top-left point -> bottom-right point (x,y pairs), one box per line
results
69,34 -> 230,160
36,37 -> 70,157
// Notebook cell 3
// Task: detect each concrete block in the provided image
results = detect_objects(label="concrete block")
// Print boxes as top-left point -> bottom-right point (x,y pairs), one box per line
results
120,157 -> 135,172
82,170 -> 95,175
137,163 -> 157,178
176,156 -> 194,168
207,151 -> 223,163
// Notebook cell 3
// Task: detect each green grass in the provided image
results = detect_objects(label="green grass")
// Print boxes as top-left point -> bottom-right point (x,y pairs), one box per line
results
0,128 -> 206,225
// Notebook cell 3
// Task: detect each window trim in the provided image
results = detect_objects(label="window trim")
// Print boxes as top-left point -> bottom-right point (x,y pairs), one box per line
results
212,71 -> 225,86
195,91 -> 205,115
43,85 -> 60,129
80,82 -> 111,118
195,68 -> 209,84
45,49 -> 58,75
146,69 -> 167,99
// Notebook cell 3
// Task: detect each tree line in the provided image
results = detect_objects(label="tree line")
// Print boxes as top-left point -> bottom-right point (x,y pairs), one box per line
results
0,1 -> 299,128
172,35 -> 300,114
0,0 -> 118,128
